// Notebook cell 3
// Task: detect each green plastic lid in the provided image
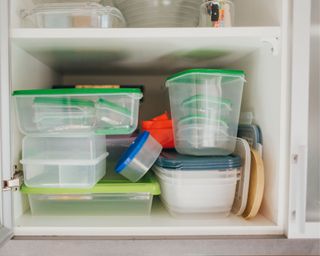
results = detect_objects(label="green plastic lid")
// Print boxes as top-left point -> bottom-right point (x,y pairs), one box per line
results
166,69 -> 245,85
21,173 -> 160,195
181,95 -> 232,110
12,88 -> 143,96
178,114 -> 228,127
33,97 -> 95,108
96,98 -> 131,116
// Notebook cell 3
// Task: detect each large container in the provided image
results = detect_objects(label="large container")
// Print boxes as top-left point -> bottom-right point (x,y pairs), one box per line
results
13,88 -> 143,135
21,173 -> 161,216
21,135 -> 108,188
114,0 -> 202,28
22,2 -> 126,28
166,69 -> 245,156
115,132 -> 163,182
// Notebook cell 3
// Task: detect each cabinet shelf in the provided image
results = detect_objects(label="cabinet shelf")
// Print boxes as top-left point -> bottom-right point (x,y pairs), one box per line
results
11,27 -> 280,74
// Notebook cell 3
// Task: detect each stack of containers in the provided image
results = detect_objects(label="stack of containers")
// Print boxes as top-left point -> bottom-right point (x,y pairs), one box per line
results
153,69 -> 246,217
13,88 -> 160,216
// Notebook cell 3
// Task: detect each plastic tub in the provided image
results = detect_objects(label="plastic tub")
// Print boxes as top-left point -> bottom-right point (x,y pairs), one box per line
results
166,69 -> 245,156
114,0 -> 202,27
199,0 -> 234,28
21,135 -> 108,188
21,173 -> 161,216
22,2 -> 126,28
115,132 -> 163,182
13,88 -> 143,135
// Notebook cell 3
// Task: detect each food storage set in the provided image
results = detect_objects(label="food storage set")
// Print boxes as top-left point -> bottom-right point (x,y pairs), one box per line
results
21,0 -> 235,28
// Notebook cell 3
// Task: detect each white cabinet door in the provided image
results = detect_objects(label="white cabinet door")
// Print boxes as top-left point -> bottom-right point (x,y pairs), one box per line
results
0,0 -> 13,246
288,0 -> 320,238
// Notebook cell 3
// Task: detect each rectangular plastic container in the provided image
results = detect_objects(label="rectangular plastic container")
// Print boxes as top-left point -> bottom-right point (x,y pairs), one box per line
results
114,0 -> 202,27
13,88 -> 143,135
166,69 -> 245,156
21,135 -> 108,188
22,2 -> 126,28
21,173 -> 161,216
199,0 -> 234,28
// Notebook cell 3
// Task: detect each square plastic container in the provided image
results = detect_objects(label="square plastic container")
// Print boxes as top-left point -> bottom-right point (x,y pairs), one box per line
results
199,0 -> 234,28
114,0 -> 203,27
13,88 -> 143,135
21,173 -> 161,216
166,69 -> 245,156
115,132 -> 163,182
22,2 -> 126,28
21,135 -> 108,188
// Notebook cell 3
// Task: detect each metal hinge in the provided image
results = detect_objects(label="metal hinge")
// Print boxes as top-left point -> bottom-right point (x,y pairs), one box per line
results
2,166 -> 23,191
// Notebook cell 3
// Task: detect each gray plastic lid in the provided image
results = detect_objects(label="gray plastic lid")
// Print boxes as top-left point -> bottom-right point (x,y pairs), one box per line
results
155,150 -> 241,170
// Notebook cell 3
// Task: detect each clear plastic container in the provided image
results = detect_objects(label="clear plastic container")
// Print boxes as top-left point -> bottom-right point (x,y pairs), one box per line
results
13,88 -> 143,135
114,0 -> 202,27
115,132 -> 163,182
22,2 -> 126,28
166,69 -> 245,156
21,135 -> 108,188
21,173 -> 161,216
199,0 -> 234,28
153,165 -> 239,217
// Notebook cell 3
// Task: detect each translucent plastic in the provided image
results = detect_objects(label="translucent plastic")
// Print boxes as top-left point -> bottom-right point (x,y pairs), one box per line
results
27,193 -> 153,216
153,165 -> 238,217
119,135 -> 163,182
22,2 -> 126,28
14,92 -> 142,135
166,71 -> 245,156
199,0 -> 234,28
114,0 -> 203,27
21,136 -> 108,188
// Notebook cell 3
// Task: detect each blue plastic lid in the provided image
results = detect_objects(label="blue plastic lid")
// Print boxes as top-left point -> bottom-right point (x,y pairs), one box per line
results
115,132 -> 150,173
156,150 -> 241,170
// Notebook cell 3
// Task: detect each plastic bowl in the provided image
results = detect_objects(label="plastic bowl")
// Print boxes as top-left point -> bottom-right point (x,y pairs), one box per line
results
115,132 -> 163,182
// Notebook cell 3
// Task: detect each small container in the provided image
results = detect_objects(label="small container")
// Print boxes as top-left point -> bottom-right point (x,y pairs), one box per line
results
166,69 -> 245,156
199,0 -> 234,28
115,132 -> 163,182
114,0 -> 202,28
21,173 -> 161,216
22,2 -> 126,28
13,88 -> 143,135
21,135 -> 108,188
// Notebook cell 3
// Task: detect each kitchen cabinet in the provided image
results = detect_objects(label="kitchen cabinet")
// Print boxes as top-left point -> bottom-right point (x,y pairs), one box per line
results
0,0 -> 319,246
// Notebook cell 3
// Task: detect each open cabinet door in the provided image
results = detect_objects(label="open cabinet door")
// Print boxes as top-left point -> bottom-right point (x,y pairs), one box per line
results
0,0 -> 13,246
288,0 -> 320,238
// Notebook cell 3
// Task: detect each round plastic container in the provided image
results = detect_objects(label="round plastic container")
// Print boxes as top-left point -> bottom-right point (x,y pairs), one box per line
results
114,0 -> 203,27
115,132 -> 163,182
166,69 -> 245,156
199,0 -> 235,28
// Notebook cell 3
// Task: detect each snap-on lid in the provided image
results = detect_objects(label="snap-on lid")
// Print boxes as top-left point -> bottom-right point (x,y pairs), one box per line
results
33,97 -> 95,108
155,150 -> 241,170
115,131 -> 150,173
96,98 -> 131,116
21,172 -> 160,195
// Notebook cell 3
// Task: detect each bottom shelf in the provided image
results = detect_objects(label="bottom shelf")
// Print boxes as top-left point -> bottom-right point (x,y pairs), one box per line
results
14,198 -> 283,237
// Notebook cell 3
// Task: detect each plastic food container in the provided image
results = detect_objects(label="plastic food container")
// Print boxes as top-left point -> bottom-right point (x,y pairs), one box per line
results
13,88 -> 143,135
199,0 -> 234,28
21,135 -> 108,188
22,2 -> 126,28
142,112 -> 174,149
114,0 -> 202,27
115,132 -> 163,182
153,151 -> 241,218
166,69 -> 245,156
21,173 -> 161,216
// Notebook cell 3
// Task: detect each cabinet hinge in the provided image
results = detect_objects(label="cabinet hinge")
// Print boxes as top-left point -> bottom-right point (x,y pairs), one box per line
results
2,168 -> 23,191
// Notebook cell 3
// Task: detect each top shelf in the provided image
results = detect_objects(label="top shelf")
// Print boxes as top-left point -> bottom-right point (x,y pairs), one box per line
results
11,27 -> 281,75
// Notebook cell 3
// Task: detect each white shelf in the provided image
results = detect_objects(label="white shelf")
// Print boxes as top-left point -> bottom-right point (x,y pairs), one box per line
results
14,199 -> 283,237
11,27 -> 280,74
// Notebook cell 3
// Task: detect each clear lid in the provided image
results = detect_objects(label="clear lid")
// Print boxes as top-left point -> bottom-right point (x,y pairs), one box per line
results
155,150 -> 241,170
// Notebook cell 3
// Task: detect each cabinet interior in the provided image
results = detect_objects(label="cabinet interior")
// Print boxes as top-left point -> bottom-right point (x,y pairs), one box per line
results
8,0 -> 288,236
